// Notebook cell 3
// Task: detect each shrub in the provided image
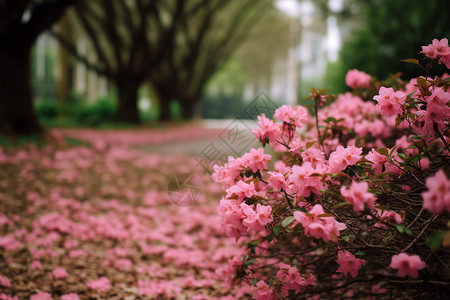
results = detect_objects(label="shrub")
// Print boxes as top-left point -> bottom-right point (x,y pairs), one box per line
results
213,38 -> 450,299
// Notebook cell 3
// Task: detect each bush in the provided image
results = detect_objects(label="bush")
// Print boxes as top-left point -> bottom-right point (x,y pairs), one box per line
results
213,39 -> 450,299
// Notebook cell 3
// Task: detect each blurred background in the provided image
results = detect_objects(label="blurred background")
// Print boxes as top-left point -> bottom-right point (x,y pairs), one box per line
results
1,0 -> 449,134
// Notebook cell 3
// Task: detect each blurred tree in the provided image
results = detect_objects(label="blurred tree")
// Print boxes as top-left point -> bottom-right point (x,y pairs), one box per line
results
54,0 -> 183,123
0,0 -> 73,135
149,0 -> 266,121
339,0 -> 450,81
55,0 -> 266,122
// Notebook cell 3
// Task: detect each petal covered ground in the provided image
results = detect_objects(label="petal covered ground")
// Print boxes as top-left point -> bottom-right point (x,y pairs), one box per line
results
0,127 -> 252,299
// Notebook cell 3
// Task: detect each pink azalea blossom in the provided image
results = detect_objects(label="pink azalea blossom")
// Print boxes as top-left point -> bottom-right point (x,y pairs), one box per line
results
31,260 -> 42,270
336,250 -> 366,278
267,171 -> 287,191
52,267 -> 68,279
274,105 -> 309,128
240,148 -> 271,173
328,145 -> 363,173
287,162 -> 326,198
373,209 -> 403,228
374,86 -> 406,116
0,275 -> 11,287
241,203 -> 273,231
422,169 -> 450,213
226,180 -> 263,203
389,253 -> 426,278
421,38 -> 450,59
252,114 -> 282,143
60,294 -> 80,300
86,277 -> 111,292
340,181 -> 376,212
293,204 -> 346,242
29,292 -> 52,300
276,263 -> 314,295
251,280 -> 275,300
0,294 -> 19,300
345,69 -> 371,89
113,258 -> 133,270
365,148 -> 387,174
416,87 -> 450,136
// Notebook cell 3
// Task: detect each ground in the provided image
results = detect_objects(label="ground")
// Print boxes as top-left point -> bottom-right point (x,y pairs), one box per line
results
0,123 -> 257,299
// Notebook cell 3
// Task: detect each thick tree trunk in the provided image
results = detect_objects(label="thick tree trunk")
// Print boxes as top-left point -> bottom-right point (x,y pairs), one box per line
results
158,97 -> 172,122
0,44 -> 43,135
179,97 -> 199,120
115,81 -> 140,123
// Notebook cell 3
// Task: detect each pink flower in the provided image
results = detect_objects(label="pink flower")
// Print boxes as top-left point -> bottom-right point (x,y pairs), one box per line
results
421,38 -> 450,59
336,250 -> 366,278
226,180 -> 263,203
60,294 -> 80,300
294,204 -> 346,242
267,171 -> 287,191
328,145 -> 362,173
31,260 -> 42,270
374,208 -> 403,228
30,292 -> 52,300
345,69 -> 371,89
0,275 -> 11,287
240,148 -> 271,173
422,169 -> 450,213
389,253 -> 426,278
86,277 -> 111,292
340,181 -> 376,212
374,87 -> 406,116
241,203 -> 273,231
300,147 -> 326,168
274,105 -> 309,128
416,87 -> 450,136
252,114 -> 282,143
276,263 -> 314,296
365,149 -> 387,174
251,280 -> 275,300
52,267 -> 68,279
113,258 -> 133,270
287,162 -> 326,198
0,294 -> 19,300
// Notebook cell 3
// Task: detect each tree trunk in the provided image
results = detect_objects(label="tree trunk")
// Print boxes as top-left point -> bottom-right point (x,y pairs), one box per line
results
158,97 -> 172,122
0,44 -> 43,135
115,81 -> 140,123
179,97 -> 199,120
57,12 -> 71,103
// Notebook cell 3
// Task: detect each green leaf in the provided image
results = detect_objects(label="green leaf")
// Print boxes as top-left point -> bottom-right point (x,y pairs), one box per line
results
244,259 -> 258,266
404,228 -> 413,236
281,216 -> 295,228
427,231 -> 445,250
273,225 -> 281,238
306,141 -> 316,149
318,213 -> 334,218
355,251 -> 365,256
396,224 -> 407,234
252,279 -> 258,286
401,58 -> 420,65
376,148 -> 389,156
342,234 -> 355,242
266,233 -> 273,243
333,202 -> 351,209
382,236 -> 390,243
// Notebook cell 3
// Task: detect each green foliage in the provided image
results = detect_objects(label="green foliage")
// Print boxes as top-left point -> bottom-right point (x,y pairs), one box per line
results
202,94 -> 246,119
35,99 -> 116,128
338,0 -> 450,80
0,134 -> 47,148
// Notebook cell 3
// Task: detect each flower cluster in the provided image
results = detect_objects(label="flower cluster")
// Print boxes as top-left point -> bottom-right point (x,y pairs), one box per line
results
214,39 -> 450,299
